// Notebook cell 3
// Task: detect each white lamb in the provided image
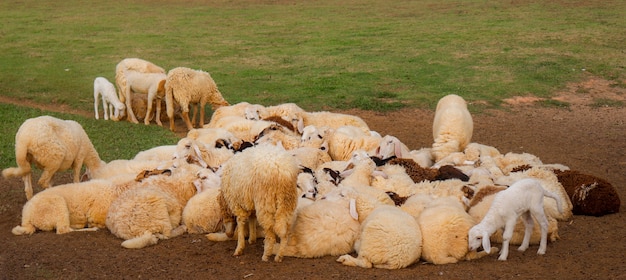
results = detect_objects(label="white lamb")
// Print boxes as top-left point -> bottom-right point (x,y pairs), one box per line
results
219,144 -> 299,262
468,178 -> 564,261
93,77 -> 126,121
2,116 -> 106,200
432,94 -> 473,163
115,58 -> 166,123
165,67 -> 230,132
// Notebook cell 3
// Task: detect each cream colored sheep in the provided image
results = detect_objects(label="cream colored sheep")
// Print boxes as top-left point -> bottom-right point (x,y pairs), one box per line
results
2,116 -> 106,200
289,147 -> 332,170
88,159 -> 172,180
181,169 -> 223,234
115,58 -> 166,123
205,101 -> 265,127
11,174 -> 138,235
259,103 -> 307,132
219,144 -> 299,262
327,125 -> 382,161
94,77 -> 125,121
120,71 -> 167,126
302,111 -> 370,134
173,137 -> 235,170
432,94 -> 473,163
375,135 -> 434,168
165,67 -> 230,132
132,145 -> 177,162
105,163 -> 207,249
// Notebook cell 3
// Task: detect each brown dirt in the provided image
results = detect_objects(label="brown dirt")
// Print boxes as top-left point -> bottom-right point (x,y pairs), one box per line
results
1,76 -> 625,279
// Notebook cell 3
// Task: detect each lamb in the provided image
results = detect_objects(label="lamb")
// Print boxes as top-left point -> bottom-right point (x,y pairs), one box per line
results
2,116 -> 106,200
105,163 -> 211,249
468,178 -> 564,261
115,58 -> 166,123
119,71 -> 167,126
165,67 -> 230,132
11,174 -> 138,235
93,77 -> 126,121
432,94 -> 473,163
218,144 -> 299,262
332,186 -> 423,269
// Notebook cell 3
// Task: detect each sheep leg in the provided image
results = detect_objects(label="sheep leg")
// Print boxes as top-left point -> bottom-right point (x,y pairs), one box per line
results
181,110 -> 194,131
191,103 -> 198,128
144,93 -> 154,125
532,206 -> 550,255
336,254 -> 373,268
124,87 -> 139,123
23,174 -> 33,200
199,102 -> 206,128
262,229 -> 277,262
518,211 -> 534,252
465,247 -> 499,261
248,216 -> 257,244
498,219 -> 518,261
94,91 -> 100,119
233,215 -> 249,256
37,168 -> 59,189
155,98 -> 163,126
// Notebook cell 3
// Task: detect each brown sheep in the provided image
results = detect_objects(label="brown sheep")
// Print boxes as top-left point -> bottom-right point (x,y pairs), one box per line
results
554,170 -> 620,216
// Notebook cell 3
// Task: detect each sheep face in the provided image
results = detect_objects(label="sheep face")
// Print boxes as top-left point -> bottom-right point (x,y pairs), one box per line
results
193,168 -> 221,193
297,172 -> 318,200
468,226 -> 492,254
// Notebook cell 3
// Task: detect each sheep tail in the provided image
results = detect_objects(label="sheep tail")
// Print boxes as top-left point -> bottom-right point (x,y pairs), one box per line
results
121,231 -> 159,249
12,225 -> 36,235
543,189 -> 564,214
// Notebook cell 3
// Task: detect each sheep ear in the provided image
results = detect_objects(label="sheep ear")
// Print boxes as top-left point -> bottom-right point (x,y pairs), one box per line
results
191,143 -> 209,168
297,118 -> 304,134
349,198 -> 358,220
394,138 -> 403,158
482,231 -> 491,253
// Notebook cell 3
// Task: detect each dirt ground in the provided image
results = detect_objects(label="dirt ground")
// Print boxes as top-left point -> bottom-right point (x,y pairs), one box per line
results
1,75 -> 625,279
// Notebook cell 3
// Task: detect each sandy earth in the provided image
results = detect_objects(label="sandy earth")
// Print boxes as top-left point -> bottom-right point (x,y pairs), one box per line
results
0,76 -> 625,279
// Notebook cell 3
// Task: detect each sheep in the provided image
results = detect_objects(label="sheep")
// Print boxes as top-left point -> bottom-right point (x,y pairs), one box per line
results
468,178 -> 564,261
300,125 -> 332,151
105,163 -> 210,249
554,170 -> 620,216
375,135 -> 433,168
119,71 -> 168,126
172,137 -> 235,170
432,94 -> 473,163
165,67 -> 230,132
115,58 -> 166,123
218,144 -> 299,262
132,145 -> 177,162
11,174 -> 138,235
332,186 -> 423,269
93,77 -> 126,121
289,146 -> 332,171
410,195 -> 493,264
205,101 -> 265,127
180,169 -> 223,234
259,103 -> 307,132
327,125 -> 382,161
302,111 -> 371,134
2,116 -> 106,200
88,159 -> 172,180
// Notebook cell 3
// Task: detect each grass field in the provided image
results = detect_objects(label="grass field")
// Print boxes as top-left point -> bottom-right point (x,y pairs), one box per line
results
0,0 -> 624,167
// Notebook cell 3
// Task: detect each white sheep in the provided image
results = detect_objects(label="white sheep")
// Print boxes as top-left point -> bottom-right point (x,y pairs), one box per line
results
302,111 -> 370,134
181,169 -> 223,234
290,146 -> 332,171
432,94 -> 473,163
115,58 -> 166,123
93,77 -> 126,121
205,101 -> 265,127
88,158 -> 172,180
219,144 -> 299,262
120,71 -> 167,126
105,163 -> 210,249
11,174 -> 138,235
172,137 -> 235,170
375,135 -> 433,168
332,186 -> 423,269
2,116 -> 106,200
468,178 -> 564,261
165,67 -> 230,132
259,103 -> 307,132
132,145 -> 177,162
327,125 -> 382,161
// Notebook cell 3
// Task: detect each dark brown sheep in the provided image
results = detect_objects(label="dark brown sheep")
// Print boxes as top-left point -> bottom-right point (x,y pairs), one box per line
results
554,170 -> 620,217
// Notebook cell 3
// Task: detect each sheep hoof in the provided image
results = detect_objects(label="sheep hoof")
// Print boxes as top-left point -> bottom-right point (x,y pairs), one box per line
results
537,250 -> 546,255
261,255 -> 270,262
497,255 -> 508,261
274,255 -> 283,262
517,246 -> 528,252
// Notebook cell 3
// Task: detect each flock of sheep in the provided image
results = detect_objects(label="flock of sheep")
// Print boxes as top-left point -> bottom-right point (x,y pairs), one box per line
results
3,58 -> 621,269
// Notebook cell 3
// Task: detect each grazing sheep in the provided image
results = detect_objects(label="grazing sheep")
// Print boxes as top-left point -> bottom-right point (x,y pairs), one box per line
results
165,67 -> 230,131
119,71 -> 167,126
2,116 -> 106,200
468,178 -> 564,261
432,94 -> 473,163
219,144 -> 299,262
11,175 -> 138,235
554,170 -> 620,216
105,164 -> 209,249
93,77 -> 126,121
115,58 -> 166,123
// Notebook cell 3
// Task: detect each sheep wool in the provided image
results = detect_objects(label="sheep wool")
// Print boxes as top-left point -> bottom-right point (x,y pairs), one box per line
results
220,144 -> 300,262
432,94 -> 473,163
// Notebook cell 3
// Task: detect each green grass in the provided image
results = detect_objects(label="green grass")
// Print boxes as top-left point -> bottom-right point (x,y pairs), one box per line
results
0,0 -> 625,168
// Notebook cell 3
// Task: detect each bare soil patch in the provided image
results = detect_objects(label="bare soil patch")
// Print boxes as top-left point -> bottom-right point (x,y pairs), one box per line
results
1,76 -> 625,279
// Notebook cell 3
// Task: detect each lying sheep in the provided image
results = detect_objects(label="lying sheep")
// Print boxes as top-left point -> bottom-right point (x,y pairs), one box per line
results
181,170 -> 223,234
165,67 -> 230,132
93,77 -> 125,121
302,111 -> 370,134
205,101 -> 265,127
554,170 -> 621,216
327,126 -> 382,161
2,116 -> 106,200
219,144 -> 299,262
115,58 -> 166,123
468,178 -> 564,261
12,174 -> 138,235
105,164 -> 210,249
432,94 -> 473,163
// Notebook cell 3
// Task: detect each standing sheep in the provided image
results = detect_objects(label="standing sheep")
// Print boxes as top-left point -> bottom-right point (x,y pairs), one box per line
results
468,178 -> 564,261
219,144 -> 300,262
93,77 -> 126,121
165,67 -> 230,132
120,71 -> 167,126
115,58 -> 166,123
432,94 -> 473,163
2,116 -> 106,200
